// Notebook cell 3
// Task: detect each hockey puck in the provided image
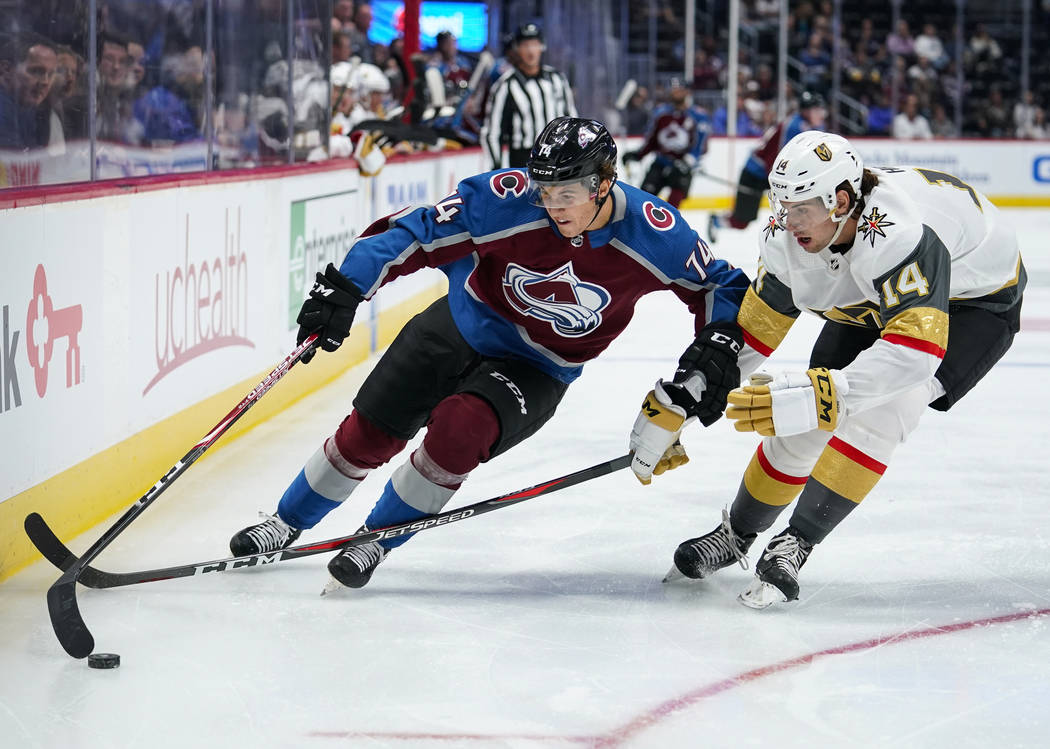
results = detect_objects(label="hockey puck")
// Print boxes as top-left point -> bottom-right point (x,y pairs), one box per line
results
87,653 -> 121,669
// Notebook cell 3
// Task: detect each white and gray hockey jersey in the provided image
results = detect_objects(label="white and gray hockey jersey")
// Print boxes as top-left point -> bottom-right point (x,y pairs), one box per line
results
736,166 -> 1026,416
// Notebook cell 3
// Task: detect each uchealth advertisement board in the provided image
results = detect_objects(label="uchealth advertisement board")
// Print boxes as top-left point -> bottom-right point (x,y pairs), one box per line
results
127,185 -> 272,424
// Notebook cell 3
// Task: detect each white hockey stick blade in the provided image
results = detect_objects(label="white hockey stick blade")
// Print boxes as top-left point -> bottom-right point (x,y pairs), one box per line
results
615,79 -> 637,110
737,578 -> 788,609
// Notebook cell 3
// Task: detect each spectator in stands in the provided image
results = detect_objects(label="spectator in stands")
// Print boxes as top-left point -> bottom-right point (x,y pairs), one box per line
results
864,92 -> 893,135
886,19 -> 915,60
95,32 -> 131,142
0,32 -> 60,151
49,44 -> 86,140
133,45 -> 205,145
348,2 -> 375,64
1017,106 -> 1046,139
333,31 -> 352,64
914,23 -> 949,71
974,86 -> 1010,138
1013,90 -> 1040,137
929,103 -> 958,139
691,48 -> 723,91
797,33 -> 831,93
431,30 -> 472,103
332,0 -> 355,35
712,92 -> 762,136
967,23 -> 1002,79
892,93 -> 932,140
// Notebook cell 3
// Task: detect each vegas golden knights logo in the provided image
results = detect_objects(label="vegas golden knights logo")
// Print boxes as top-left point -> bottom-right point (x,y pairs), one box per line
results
813,143 -> 832,162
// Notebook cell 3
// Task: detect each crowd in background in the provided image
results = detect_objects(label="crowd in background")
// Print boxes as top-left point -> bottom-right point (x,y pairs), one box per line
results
622,0 -> 1049,139
2,0 -> 1048,188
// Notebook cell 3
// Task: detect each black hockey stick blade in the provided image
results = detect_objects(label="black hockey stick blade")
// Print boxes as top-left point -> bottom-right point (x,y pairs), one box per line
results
27,454 -> 633,591
24,513 -> 108,588
46,577 -> 94,658
37,335 -> 318,658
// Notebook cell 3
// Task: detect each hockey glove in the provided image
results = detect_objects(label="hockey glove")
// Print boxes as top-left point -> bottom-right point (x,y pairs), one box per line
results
662,322 -> 743,427
296,263 -> 364,364
629,381 -> 691,485
725,368 -> 849,437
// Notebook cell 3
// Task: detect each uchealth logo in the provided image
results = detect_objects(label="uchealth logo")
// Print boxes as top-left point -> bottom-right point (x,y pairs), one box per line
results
144,211 -> 253,395
1,264 -> 84,414
502,261 -> 611,337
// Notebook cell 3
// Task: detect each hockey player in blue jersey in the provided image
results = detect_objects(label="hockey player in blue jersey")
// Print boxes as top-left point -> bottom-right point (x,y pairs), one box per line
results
621,83 -> 711,208
707,90 -> 826,241
230,117 -> 750,591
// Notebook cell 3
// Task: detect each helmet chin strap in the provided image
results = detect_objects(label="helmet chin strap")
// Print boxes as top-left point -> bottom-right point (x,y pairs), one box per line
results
580,177 -> 617,235
816,202 -> 850,252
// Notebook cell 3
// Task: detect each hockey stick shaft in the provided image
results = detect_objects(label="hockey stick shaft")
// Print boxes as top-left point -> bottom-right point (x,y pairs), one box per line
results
694,169 -> 764,196
26,454 -> 632,590
42,334 -> 318,658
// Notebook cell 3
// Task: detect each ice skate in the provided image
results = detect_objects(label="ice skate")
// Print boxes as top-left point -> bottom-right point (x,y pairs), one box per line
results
738,527 -> 813,609
664,509 -> 755,582
706,212 -> 721,243
321,528 -> 389,594
229,512 -> 302,556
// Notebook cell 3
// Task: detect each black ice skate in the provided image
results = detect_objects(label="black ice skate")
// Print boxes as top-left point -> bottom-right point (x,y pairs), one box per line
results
664,509 -> 756,582
321,528 -> 388,594
229,512 -> 302,556
738,526 -> 814,609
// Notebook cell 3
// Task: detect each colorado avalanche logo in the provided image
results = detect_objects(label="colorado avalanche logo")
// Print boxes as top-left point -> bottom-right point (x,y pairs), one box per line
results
577,125 -> 598,148
502,262 -> 611,338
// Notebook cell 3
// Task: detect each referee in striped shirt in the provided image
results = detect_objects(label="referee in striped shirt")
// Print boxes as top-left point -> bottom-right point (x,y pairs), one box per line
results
481,23 -> 577,169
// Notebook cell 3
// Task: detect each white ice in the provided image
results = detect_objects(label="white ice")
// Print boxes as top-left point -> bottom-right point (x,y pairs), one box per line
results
2,209 -> 1049,749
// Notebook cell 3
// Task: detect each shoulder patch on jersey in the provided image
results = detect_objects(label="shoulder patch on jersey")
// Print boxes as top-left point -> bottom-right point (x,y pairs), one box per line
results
642,201 -> 676,231
762,213 -> 784,241
859,206 -> 896,247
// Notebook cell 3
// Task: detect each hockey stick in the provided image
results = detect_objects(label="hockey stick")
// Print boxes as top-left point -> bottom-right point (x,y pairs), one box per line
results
694,169 -> 764,196
36,334 -> 319,659
25,454 -> 632,592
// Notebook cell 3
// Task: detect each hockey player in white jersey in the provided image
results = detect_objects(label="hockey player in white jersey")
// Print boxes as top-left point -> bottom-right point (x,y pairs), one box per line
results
634,131 -> 1026,608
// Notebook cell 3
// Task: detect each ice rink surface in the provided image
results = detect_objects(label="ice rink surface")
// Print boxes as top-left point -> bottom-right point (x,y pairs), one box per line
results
2,209 -> 1048,749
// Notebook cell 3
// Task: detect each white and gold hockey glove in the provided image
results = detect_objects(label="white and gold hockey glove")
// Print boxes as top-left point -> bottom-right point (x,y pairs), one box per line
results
725,368 -> 849,437
629,380 -> 691,485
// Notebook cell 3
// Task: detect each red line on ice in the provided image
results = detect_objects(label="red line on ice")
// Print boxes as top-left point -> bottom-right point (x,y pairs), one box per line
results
307,607 -> 1050,747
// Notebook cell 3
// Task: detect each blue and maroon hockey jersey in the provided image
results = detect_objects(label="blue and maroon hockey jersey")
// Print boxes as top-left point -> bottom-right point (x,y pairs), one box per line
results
338,169 -> 749,383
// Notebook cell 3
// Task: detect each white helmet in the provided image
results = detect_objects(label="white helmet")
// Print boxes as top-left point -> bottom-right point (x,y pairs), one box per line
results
768,131 -> 863,221
355,63 -> 390,95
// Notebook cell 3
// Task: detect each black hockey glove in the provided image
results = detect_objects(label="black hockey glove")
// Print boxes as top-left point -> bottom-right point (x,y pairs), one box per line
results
672,158 -> 693,179
622,149 -> 643,163
662,321 -> 744,427
296,263 -> 364,364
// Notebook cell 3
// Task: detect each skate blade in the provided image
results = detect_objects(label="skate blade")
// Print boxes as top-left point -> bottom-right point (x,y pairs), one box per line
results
320,575 -> 346,597
737,578 -> 787,609
662,564 -> 687,583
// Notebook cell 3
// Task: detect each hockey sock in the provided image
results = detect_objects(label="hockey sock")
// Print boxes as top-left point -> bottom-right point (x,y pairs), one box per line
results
276,437 -> 369,529
365,445 -> 467,549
